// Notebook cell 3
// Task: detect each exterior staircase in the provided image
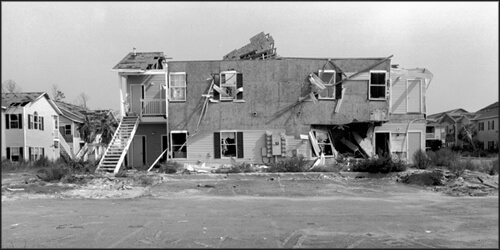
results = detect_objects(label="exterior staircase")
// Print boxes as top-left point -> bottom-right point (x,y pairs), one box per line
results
96,116 -> 139,173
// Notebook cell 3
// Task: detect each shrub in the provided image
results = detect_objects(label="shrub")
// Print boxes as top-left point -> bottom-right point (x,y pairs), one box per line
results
412,149 -> 431,169
33,156 -> 54,168
158,160 -> 183,174
309,164 -> 339,172
36,165 -> 71,182
428,148 -> 459,167
449,161 -> 467,177
114,170 -> 128,177
352,154 -> 407,173
267,156 -> 309,173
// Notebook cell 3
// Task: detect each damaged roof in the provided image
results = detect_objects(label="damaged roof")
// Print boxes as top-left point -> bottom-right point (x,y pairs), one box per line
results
1,92 -> 62,114
427,108 -> 470,121
55,101 -> 87,123
113,52 -> 165,71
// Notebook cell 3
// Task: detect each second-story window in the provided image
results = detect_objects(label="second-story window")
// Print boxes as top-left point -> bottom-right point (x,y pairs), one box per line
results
169,72 -> 186,102
213,71 -> 243,101
479,122 -> 484,131
369,71 -> 387,100
6,114 -> 22,129
65,124 -> 72,135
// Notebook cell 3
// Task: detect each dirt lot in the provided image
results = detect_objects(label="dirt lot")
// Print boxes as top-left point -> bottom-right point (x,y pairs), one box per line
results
1,169 -> 498,248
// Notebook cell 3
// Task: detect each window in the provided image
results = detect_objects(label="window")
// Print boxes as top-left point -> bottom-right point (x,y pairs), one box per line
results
169,72 -> 186,101
214,131 -> 244,159
369,71 -> 387,100
65,124 -> 72,135
54,141 -> 59,149
30,112 -> 43,130
213,71 -> 243,101
53,115 -> 58,129
317,70 -> 335,99
29,147 -> 44,161
171,131 -> 187,158
488,141 -> 495,151
426,127 -> 435,133
6,147 -> 23,162
5,114 -> 22,129
310,129 -> 335,157
479,122 -> 484,131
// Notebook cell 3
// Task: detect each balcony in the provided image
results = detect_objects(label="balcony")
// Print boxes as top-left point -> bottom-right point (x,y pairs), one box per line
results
426,133 -> 436,139
142,99 -> 166,116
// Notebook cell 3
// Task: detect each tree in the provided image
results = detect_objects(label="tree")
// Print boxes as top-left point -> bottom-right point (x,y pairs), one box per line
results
76,92 -> 90,109
79,115 -> 96,143
51,84 -> 66,101
459,123 -> 477,151
2,80 -> 21,93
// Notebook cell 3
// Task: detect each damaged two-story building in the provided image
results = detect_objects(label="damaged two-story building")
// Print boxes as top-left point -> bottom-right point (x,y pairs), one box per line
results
97,36 -> 433,173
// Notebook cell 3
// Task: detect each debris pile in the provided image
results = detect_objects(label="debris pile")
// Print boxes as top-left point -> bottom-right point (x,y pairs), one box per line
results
396,169 -> 498,196
223,32 -> 277,60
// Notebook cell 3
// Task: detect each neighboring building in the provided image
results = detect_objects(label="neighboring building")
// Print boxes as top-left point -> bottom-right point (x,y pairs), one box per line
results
473,101 -> 498,151
54,101 -> 87,158
425,120 -> 446,150
427,108 -> 474,148
96,47 -> 433,173
2,92 -> 62,162
1,101 -> 6,160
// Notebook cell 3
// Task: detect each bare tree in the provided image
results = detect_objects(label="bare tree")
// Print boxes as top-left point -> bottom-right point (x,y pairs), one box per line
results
51,84 -> 66,101
2,80 -> 21,93
76,92 -> 90,109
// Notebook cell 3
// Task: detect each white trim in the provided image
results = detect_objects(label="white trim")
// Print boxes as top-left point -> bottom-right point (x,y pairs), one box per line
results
219,130 -> 239,159
368,70 -> 387,100
168,72 -> 187,102
406,79 -> 422,113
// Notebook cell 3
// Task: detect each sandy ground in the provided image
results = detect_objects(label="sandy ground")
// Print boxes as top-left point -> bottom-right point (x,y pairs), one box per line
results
1,169 -> 499,248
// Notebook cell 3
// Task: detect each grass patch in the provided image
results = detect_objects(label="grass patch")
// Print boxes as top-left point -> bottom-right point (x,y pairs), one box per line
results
412,149 -> 431,169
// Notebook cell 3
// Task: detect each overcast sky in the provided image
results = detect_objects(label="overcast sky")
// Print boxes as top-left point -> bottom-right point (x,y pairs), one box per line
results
2,2 -> 498,115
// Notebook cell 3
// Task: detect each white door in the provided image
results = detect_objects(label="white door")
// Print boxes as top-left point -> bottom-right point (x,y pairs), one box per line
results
407,80 -> 422,113
407,132 -> 422,164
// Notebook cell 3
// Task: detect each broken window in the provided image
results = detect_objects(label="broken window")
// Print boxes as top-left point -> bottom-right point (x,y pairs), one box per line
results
171,131 -> 187,158
369,71 -> 387,100
310,129 -> 335,157
213,71 -> 243,101
169,72 -> 186,101
317,70 -> 335,99
214,131 -> 244,159
5,114 -> 22,129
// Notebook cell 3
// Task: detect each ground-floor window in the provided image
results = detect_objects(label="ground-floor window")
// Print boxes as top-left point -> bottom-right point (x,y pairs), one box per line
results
488,141 -> 495,151
309,129 -> 335,157
171,131 -> 187,158
29,147 -> 45,161
214,131 -> 244,159
6,147 -> 23,162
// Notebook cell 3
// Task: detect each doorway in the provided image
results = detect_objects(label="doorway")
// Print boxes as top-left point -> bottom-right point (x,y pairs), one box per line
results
130,135 -> 146,167
374,132 -> 390,157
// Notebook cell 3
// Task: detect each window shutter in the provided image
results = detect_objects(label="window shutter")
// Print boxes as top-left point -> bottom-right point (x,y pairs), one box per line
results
6,147 -> 10,160
236,73 -> 243,100
237,132 -> 244,158
41,148 -> 45,158
5,114 -> 9,129
29,147 -> 33,161
335,72 -> 343,99
214,132 -> 221,159
41,116 -> 44,131
18,114 -> 22,129
213,74 -> 220,100
19,147 -> 23,159
28,115 -> 32,129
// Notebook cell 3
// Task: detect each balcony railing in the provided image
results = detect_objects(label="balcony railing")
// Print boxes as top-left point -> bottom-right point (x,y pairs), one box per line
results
426,133 -> 435,139
142,99 -> 166,116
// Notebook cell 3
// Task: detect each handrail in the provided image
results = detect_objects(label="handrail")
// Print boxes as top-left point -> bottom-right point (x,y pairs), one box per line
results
58,131 -> 75,159
97,117 -> 125,169
114,117 -> 140,173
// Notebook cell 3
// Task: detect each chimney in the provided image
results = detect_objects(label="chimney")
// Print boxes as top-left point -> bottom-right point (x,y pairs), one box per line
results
133,47 -> 136,56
